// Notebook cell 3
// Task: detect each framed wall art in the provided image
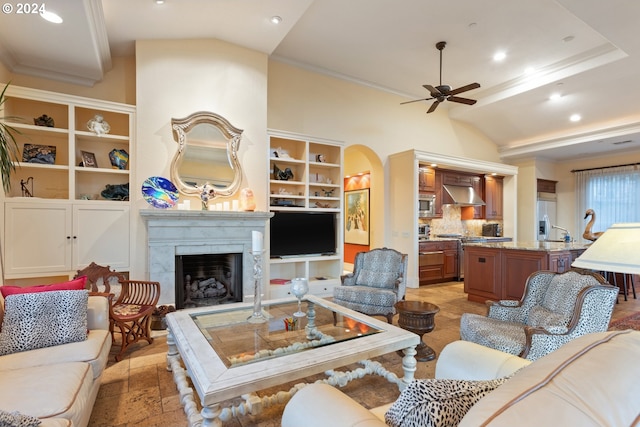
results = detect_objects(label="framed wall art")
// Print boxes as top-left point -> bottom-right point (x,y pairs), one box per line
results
81,151 -> 98,168
345,188 -> 370,245
22,144 -> 56,165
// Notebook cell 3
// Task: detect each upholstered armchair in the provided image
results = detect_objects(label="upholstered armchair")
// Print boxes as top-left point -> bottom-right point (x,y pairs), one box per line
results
333,247 -> 408,323
460,269 -> 618,361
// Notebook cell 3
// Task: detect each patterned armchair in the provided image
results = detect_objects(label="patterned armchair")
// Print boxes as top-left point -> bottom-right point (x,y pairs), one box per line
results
460,269 -> 618,361
333,247 -> 408,323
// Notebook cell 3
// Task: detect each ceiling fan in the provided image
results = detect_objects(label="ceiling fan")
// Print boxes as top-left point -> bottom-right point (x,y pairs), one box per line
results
401,41 -> 480,113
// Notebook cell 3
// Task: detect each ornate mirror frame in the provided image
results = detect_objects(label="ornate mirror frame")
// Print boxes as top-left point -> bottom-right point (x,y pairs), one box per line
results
170,111 -> 243,197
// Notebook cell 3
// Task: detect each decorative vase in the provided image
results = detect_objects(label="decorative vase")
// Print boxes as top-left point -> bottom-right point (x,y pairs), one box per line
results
290,277 -> 309,317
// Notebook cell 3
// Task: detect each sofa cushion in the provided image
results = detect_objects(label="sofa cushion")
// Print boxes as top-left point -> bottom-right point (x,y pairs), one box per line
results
526,305 -> 565,328
0,409 -> 41,427
0,362 -> 92,427
0,277 -> 87,299
385,377 -> 508,427
355,270 -> 398,289
0,290 -> 88,356
0,329 -> 110,381
459,330 -> 640,427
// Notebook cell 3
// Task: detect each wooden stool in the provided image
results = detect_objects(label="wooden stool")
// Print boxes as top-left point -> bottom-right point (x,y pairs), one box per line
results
394,300 -> 440,361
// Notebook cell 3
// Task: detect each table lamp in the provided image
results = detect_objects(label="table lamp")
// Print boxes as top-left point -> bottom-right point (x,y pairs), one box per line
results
572,223 -> 640,274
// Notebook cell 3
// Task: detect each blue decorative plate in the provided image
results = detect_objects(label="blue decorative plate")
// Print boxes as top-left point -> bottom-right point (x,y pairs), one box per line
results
141,176 -> 179,209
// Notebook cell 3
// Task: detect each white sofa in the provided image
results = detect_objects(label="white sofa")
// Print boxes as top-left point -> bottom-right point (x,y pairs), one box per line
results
0,295 -> 112,427
282,330 -> 640,427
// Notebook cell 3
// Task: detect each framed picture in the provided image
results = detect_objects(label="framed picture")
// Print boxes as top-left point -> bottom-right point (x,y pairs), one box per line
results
81,151 -> 98,168
345,188 -> 370,245
22,144 -> 56,165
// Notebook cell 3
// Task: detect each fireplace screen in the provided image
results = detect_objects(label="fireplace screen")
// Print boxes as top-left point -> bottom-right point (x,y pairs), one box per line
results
175,253 -> 242,309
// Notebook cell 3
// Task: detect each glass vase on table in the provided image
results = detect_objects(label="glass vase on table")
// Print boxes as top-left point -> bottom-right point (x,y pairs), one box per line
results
290,277 -> 309,317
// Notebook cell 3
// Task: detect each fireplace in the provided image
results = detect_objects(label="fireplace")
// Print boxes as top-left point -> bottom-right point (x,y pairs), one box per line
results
140,210 -> 273,307
175,253 -> 243,309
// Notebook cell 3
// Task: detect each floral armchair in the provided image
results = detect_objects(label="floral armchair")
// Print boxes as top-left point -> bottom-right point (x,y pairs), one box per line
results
460,269 -> 618,361
333,247 -> 408,323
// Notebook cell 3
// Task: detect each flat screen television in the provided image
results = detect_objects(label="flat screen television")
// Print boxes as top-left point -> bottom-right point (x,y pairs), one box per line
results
270,211 -> 337,257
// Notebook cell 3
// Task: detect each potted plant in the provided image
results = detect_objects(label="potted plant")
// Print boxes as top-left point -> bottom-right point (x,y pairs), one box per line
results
0,82 -> 21,193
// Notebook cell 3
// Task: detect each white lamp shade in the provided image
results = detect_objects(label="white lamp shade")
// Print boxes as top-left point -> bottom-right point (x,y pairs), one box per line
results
572,223 -> 640,274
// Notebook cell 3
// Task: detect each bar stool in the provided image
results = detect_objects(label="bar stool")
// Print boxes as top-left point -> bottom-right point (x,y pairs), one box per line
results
603,272 -> 637,302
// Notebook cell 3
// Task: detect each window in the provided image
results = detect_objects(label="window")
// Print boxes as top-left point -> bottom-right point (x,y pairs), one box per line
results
575,164 -> 640,235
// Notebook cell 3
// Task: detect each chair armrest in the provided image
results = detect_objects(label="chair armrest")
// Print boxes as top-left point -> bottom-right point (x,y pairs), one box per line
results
435,340 -> 531,380
282,383 -> 386,427
486,300 -> 526,322
340,273 -> 356,286
87,294 -> 113,330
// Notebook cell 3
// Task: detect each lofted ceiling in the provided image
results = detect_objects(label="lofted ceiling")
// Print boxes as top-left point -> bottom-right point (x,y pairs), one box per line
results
1,0 -> 639,162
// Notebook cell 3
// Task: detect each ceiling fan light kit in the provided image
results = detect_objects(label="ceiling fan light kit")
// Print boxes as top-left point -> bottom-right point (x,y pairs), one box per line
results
402,41 -> 480,113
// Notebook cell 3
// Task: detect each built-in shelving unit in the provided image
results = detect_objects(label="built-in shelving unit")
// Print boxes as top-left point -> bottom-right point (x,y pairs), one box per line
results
1,85 -> 135,281
267,130 -> 344,298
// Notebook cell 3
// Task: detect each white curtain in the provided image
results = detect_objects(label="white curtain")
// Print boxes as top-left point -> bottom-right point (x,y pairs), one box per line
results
574,164 -> 640,238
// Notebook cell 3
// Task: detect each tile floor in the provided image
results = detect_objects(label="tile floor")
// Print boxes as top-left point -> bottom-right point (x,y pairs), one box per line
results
89,281 -> 640,427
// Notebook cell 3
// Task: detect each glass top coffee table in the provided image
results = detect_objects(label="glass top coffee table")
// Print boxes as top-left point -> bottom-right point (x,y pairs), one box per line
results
166,295 -> 420,426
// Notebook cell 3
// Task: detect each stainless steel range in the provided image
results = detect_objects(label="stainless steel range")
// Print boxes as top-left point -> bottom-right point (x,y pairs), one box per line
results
435,234 -> 487,280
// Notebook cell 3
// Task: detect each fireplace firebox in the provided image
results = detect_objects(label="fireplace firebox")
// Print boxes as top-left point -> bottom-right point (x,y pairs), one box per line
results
175,253 -> 242,309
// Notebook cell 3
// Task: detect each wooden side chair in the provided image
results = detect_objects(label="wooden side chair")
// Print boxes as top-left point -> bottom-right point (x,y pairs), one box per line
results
75,262 -> 126,295
110,280 -> 161,361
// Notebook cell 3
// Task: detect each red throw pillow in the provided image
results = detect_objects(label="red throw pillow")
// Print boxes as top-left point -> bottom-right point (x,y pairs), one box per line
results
0,276 -> 87,299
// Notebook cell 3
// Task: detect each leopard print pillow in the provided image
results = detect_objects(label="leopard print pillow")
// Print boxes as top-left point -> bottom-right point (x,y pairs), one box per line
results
0,290 -> 88,356
385,377 -> 508,427
0,409 -> 40,427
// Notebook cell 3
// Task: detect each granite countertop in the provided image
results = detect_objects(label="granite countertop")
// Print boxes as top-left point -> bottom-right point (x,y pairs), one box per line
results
462,241 -> 590,252
419,236 -> 513,243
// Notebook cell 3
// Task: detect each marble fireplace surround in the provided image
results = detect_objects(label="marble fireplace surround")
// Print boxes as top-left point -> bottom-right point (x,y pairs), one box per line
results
140,210 -> 273,306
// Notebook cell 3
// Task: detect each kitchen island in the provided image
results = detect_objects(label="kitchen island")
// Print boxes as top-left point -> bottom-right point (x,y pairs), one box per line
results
463,241 -> 589,303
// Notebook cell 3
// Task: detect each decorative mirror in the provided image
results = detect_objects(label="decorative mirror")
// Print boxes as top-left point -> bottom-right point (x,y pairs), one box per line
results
170,111 -> 243,197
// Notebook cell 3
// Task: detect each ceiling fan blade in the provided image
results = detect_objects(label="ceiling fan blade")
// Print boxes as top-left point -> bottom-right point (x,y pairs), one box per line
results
448,96 -> 477,105
423,85 -> 441,96
449,82 -> 480,96
400,97 -> 434,105
427,100 -> 440,113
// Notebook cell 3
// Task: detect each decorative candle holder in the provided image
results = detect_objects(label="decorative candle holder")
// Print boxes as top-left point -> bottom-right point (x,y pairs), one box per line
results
247,250 -> 267,323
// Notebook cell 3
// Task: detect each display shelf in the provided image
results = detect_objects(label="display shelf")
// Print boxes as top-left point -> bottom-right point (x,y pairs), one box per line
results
267,130 -> 344,299
2,84 -> 135,280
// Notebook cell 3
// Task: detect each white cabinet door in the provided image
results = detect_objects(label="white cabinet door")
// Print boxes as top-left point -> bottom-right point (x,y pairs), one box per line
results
73,204 -> 130,270
4,202 -> 72,276
4,202 -> 130,277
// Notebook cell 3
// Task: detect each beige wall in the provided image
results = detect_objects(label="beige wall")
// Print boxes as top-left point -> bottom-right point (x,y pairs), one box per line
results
512,150 -> 640,242
133,39 -> 268,278
267,60 -> 501,164
0,57 -> 136,105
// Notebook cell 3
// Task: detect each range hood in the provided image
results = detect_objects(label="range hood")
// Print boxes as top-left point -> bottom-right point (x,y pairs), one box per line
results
442,184 -> 486,206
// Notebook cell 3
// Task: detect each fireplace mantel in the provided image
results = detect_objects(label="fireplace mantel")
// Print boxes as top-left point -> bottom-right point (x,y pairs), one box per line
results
141,209 -> 273,306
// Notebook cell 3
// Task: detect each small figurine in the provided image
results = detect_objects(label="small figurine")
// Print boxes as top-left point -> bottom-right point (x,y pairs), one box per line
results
200,183 -> 216,210
583,209 -> 604,241
33,114 -> 54,127
87,114 -> 111,136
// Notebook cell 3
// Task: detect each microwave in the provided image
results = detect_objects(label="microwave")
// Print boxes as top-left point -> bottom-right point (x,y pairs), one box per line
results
418,194 -> 436,217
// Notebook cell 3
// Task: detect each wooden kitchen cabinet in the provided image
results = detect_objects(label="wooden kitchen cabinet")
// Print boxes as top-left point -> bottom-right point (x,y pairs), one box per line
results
418,166 -> 436,192
484,175 -> 503,220
419,240 -> 458,284
464,244 -> 587,302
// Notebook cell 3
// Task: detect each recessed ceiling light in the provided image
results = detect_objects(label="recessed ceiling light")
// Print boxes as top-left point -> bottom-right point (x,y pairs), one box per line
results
549,93 -> 562,101
270,16 -> 282,24
40,10 -> 63,23
430,163 -> 438,167
570,114 -> 581,122
563,35 -> 575,43
493,51 -> 506,61
154,0 -> 165,4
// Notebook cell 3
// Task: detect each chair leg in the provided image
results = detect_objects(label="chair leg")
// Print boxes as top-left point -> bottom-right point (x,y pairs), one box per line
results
385,313 -> 394,324
113,315 -> 154,362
